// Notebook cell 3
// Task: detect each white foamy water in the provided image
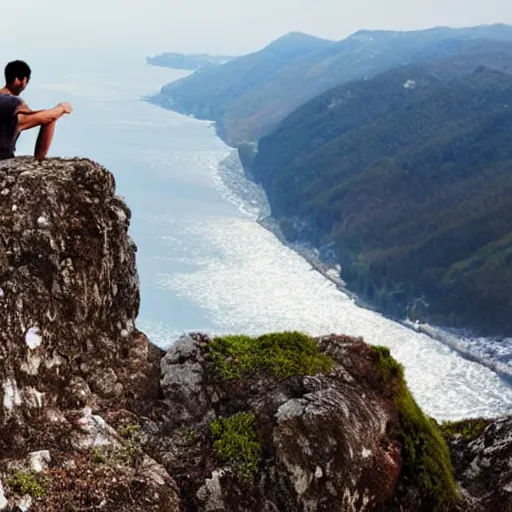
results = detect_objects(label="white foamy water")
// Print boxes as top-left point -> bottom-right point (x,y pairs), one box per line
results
153,150 -> 512,421
14,54 -> 512,422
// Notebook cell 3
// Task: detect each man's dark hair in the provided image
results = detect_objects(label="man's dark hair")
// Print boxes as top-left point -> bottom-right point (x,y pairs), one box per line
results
4,60 -> 31,84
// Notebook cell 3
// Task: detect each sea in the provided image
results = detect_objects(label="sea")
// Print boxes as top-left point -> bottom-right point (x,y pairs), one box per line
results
14,54 -> 512,422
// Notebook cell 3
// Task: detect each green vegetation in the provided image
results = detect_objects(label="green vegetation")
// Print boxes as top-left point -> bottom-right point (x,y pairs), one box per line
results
150,27 -> 512,144
91,447 -> 107,464
252,57 -> 512,335
118,423 -> 140,439
440,418 -> 490,441
183,427 -> 198,446
372,346 -> 457,508
117,440 -> 142,465
210,413 -> 262,485
206,331 -> 334,380
90,439 -> 143,467
7,471 -> 47,499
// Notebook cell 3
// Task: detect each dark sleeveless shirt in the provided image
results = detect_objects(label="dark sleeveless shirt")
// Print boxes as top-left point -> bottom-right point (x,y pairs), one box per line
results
0,94 -> 22,160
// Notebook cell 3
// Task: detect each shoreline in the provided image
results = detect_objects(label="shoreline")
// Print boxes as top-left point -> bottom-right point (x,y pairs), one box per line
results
257,213 -> 512,384
142,87 -> 512,388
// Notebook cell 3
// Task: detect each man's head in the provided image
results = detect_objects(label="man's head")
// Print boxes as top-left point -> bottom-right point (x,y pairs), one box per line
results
4,60 -> 31,95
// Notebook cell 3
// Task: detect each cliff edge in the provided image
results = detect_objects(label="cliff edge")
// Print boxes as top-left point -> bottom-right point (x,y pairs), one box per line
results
0,157 -> 179,511
0,158 -> 509,511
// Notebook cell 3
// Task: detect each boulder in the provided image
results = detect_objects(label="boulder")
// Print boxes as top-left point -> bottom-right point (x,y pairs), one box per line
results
150,332 -> 464,512
447,416 -> 512,511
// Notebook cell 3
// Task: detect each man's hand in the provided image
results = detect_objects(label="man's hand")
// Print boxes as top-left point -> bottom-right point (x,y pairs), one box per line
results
57,102 -> 73,114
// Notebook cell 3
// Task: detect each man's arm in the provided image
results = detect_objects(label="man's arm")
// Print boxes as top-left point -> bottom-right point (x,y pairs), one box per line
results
17,102 -> 72,132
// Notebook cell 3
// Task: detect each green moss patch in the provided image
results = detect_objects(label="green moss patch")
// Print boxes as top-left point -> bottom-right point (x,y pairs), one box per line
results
89,440 -> 143,467
7,470 -> 48,499
372,346 -> 457,508
440,418 -> 490,441
210,413 -> 262,485
206,331 -> 334,380
118,423 -> 140,439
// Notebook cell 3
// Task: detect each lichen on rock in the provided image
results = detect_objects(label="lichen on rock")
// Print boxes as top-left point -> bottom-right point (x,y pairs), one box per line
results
0,157 -> 145,421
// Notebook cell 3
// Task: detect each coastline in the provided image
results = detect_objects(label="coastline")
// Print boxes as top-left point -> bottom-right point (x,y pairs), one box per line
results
217,146 -> 512,386
142,86 -> 512,387
256,211 -> 512,384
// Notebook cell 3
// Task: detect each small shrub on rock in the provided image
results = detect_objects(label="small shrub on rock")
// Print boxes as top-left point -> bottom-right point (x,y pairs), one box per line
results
7,470 -> 47,499
440,418 -> 491,441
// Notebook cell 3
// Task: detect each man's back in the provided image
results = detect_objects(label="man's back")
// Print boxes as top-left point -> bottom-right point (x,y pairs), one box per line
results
0,93 -> 21,160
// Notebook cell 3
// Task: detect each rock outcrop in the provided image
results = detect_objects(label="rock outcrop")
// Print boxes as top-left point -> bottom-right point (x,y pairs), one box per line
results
446,417 -> 512,512
0,157 -> 179,511
0,157 -> 511,512
143,332 -> 465,512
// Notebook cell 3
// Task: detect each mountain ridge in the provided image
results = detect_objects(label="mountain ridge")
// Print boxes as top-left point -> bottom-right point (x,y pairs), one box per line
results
148,23 -> 512,144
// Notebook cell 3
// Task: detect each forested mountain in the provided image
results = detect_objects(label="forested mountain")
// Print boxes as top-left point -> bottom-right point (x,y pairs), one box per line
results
149,24 -> 512,144
251,59 -> 512,335
148,32 -> 334,142
148,25 -> 512,334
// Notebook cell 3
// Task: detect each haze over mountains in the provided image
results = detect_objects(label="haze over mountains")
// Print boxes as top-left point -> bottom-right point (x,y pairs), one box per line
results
146,52 -> 234,70
151,24 -> 512,143
149,23 -> 512,336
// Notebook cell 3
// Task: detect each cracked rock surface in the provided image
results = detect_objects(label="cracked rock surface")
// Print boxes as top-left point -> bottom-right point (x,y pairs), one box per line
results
0,157 -> 179,511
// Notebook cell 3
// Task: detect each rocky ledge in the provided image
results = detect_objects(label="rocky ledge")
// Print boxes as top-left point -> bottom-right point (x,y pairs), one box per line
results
0,157 -> 509,511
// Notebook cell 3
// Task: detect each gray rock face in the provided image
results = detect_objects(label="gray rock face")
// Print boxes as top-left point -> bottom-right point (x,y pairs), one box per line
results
160,334 -> 215,427
151,334 -> 405,512
0,157 -> 142,425
449,417 -> 512,511
0,480 -> 7,510
271,382 -> 399,510
0,157 -> 179,511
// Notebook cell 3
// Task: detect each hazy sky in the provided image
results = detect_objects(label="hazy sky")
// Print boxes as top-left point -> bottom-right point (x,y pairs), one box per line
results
1,0 -> 512,58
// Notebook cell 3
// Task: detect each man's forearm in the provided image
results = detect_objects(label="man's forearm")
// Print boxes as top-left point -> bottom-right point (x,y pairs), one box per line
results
17,105 -> 66,131
30,105 -> 66,124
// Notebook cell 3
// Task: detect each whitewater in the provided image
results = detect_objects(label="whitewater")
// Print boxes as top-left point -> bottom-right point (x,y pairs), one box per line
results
15,56 -> 512,422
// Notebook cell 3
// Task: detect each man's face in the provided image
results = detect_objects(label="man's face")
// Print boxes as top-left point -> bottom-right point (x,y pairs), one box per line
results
8,76 -> 29,95
19,76 -> 29,92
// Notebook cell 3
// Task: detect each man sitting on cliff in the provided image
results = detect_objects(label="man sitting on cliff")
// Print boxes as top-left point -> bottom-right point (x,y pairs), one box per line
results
0,60 -> 73,161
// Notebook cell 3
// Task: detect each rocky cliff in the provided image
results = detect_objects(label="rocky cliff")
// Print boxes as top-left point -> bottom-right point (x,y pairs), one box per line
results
0,157 -> 179,511
0,157 -> 509,511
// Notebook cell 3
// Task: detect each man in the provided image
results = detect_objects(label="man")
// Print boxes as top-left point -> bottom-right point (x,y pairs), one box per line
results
0,60 -> 73,161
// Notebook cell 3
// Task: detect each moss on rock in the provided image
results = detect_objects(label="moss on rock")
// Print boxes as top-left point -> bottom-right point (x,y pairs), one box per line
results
210,413 -> 262,485
6,470 -> 48,499
372,346 -> 457,509
206,331 -> 334,380
440,418 -> 491,441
